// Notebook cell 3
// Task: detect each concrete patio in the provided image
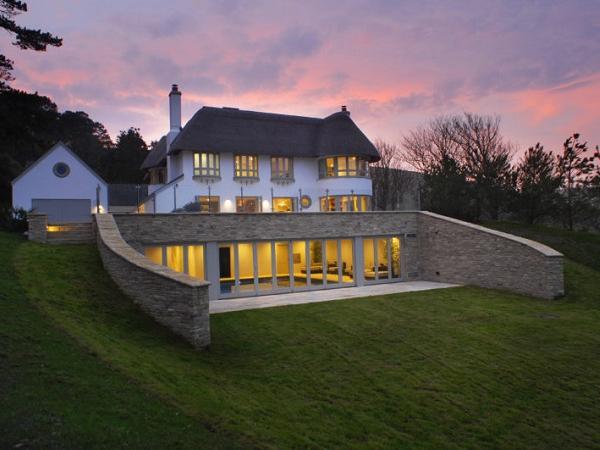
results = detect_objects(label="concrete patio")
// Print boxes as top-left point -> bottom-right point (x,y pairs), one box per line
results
210,281 -> 459,314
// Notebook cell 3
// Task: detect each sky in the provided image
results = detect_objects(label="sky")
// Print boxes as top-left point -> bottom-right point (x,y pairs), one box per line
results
3,0 -> 600,161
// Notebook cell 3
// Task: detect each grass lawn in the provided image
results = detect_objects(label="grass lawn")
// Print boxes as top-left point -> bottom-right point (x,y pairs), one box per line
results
2,225 -> 600,448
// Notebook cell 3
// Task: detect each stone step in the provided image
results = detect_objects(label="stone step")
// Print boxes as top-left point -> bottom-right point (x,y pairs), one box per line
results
47,237 -> 95,244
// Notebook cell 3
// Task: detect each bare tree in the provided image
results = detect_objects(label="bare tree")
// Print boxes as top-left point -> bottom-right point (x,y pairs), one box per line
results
401,113 -> 514,221
401,116 -> 461,173
370,139 -> 412,210
451,113 -> 514,220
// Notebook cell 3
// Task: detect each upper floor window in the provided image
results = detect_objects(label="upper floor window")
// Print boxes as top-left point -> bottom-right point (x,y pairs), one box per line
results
234,155 -> 259,178
194,152 -> 220,177
271,157 -> 293,180
318,156 -> 369,178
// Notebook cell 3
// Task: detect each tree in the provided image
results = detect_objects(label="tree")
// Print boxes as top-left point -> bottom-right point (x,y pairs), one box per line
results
401,115 -> 461,173
555,133 -> 596,230
56,110 -> 113,177
0,89 -> 60,201
105,128 -> 149,183
514,143 -> 560,224
450,113 -> 514,220
401,113 -> 514,221
421,153 -> 475,221
370,139 -> 411,210
0,0 -> 62,89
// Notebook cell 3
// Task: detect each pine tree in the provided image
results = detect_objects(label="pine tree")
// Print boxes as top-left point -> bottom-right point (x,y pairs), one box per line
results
515,143 -> 559,224
1,0 -> 62,89
555,134 -> 596,230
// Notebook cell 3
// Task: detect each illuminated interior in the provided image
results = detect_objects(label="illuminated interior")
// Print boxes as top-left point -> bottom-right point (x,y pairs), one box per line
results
275,241 -> 291,287
320,195 -> 371,212
145,236 -> 401,299
187,245 -> 205,280
144,247 -> 163,265
363,237 -> 401,281
292,240 -> 307,287
273,197 -> 295,212
319,156 -> 370,178
143,244 -> 206,280
238,242 -> 255,293
236,196 -> 260,213
166,246 -> 184,272
257,241 -> 273,291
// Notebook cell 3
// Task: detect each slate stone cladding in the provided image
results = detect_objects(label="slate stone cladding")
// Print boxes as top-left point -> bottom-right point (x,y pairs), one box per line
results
112,210 -> 564,300
95,214 -> 210,348
418,212 -> 564,299
113,211 -> 419,245
27,213 -> 47,243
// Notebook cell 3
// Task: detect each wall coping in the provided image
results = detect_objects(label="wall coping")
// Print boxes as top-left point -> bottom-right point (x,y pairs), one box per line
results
419,211 -> 563,258
112,210 -> 420,218
95,213 -> 209,287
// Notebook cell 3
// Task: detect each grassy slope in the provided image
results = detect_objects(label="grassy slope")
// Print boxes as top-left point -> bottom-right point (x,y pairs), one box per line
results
6,226 -> 600,449
0,233 -> 242,449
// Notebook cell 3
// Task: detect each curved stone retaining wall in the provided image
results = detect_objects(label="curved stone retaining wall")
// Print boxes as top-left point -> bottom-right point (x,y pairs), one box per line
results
418,212 -> 564,299
111,211 -> 563,300
95,214 -> 210,348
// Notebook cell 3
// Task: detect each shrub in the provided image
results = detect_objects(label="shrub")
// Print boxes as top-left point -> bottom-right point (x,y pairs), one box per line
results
0,205 -> 28,233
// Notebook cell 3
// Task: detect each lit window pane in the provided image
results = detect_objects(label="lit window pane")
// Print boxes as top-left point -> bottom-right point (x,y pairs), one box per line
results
166,245 -> 184,273
144,247 -> 163,265
257,242 -> 273,291
363,239 -> 375,281
188,245 -> 205,279
391,237 -> 401,279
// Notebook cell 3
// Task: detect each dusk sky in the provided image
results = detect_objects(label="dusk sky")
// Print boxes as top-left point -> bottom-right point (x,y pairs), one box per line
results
4,0 -> 600,161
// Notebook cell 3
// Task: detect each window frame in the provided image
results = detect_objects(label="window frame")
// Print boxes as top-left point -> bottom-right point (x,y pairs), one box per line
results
272,196 -> 296,213
234,154 -> 259,179
195,195 -> 220,213
193,152 -> 220,178
319,195 -> 371,212
318,156 -> 369,179
236,196 -> 262,213
270,156 -> 294,180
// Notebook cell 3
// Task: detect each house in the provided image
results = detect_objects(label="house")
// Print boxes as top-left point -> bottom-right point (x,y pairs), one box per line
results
11,142 -> 108,223
139,85 -> 380,213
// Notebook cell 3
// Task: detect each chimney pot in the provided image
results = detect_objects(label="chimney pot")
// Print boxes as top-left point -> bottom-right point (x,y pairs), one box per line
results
341,105 -> 350,116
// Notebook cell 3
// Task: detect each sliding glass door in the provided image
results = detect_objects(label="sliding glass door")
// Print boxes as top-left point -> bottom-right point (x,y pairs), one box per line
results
362,236 -> 402,283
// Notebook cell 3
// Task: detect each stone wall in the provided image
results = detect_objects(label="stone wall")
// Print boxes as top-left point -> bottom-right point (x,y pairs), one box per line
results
27,213 -> 47,243
113,211 -> 418,246
110,210 -> 564,299
113,211 -> 421,281
418,212 -> 564,299
95,214 -> 210,348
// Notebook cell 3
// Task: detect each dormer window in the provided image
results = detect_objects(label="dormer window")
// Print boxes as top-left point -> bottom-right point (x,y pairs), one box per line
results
271,157 -> 293,181
194,152 -> 220,178
234,155 -> 259,179
318,156 -> 369,178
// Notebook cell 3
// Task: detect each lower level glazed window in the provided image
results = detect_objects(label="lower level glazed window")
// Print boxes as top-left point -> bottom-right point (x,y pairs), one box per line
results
319,195 -> 371,212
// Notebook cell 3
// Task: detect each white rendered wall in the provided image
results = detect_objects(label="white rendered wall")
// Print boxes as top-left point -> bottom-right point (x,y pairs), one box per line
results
149,152 -> 372,213
12,144 -> 108,212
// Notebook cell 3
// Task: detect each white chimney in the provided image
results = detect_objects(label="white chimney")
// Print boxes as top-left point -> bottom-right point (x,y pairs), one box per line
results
169,84 -> 182,131
166,84 -> 182,182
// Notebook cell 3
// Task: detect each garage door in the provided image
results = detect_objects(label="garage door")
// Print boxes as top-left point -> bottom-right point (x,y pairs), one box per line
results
31,199 -> 92,224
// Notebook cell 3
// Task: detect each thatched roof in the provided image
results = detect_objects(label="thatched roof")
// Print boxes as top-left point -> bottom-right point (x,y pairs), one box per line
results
140,135 -> 167,170
141,106 -> 379,169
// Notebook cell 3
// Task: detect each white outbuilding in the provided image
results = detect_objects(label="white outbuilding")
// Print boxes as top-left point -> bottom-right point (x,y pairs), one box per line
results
11,142 -> 108,223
